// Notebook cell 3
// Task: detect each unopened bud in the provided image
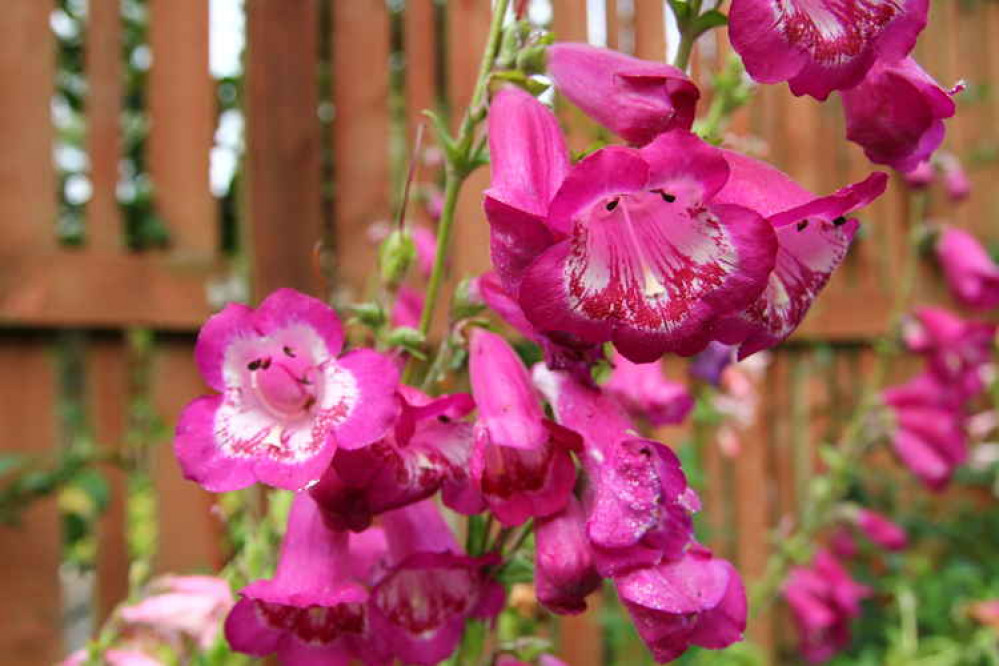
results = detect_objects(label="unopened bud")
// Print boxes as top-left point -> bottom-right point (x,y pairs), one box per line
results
379,229 -> 417,288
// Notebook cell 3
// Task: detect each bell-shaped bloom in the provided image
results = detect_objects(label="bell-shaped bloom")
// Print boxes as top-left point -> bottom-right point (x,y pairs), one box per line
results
939,153 -> 971,201
175,289 -> 399,492
729,0 -> 927,100
468,329 -> 578,525
119,575 -> 233,649
904,307 -> 997,401
547,43 -> 699,145
369,500 -> 504,665
936,227 -> 999,311
689,342 -> 736,386
713,151 -> 888,358
604,352 -> 694,427
855,509 -> 908,552
487,88 -> 778,364
224,493 -> 388,665
784,550 -> 871,663
882,372 -> 967,490
617,545 -> 747,663
310,389 -> 475,532
903,160 -> 935,189
842,58 -> 958,172
535,496 -> 602,615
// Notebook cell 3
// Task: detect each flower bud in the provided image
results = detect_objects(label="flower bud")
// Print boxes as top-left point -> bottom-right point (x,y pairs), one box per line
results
379,229 -> 417,288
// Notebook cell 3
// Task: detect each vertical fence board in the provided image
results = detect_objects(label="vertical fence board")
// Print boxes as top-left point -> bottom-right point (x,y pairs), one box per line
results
85,0 -> 124,252
331,1 -> 391,298
246,0 -> 322,299
0,338 -> 61,665
632,0 -> 665,61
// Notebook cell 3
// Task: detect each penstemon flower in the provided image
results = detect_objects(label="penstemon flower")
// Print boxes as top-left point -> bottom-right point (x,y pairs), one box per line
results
535,496 -> 602,615
855,508 -> 908,552
935,227 -> 999,310
728,0 -> 928,99
604,351 -> 694,427
175,289 -> 399,491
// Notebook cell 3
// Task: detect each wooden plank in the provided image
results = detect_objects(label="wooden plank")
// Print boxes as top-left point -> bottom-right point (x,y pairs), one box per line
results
0,1 -> 57,251
246,0 -> 323,299
330,0 -> 391,299
152,338 -> 223,573
0,252 -> 220,330
89,337 -> 129,621
149,0 -> 217,257
632,0 -> 665,62
0,337 -> 62,665
85,0 -> 124,252
558,594 -> 604,666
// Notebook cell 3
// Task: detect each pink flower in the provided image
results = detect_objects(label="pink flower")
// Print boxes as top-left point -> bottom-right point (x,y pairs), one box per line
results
62,650 -> 163,666
369,500 -> 504,665
713,150 -> 887,358
903,160 -> 935,189
175,289 -> 399,491
729,0 -> 927,100
855,508 -> 908,551
936,227 -> 999,310
119,575 -> 233,649
904,307 -> 997,401
498,658 -> 569,666
413,226 -> 438,276
882,372 -> 967,490
604,352 -> 694,427
939,153 -> 971,201
390,285 -> 424,329
842,58 -> 958,172
689,342 -> 736,386
828,528 -> 858,560
224,493 -> 388,665
784,550 -> 871,663
547,43 -> 699,145
310,388 -> 475,532
616,545 -> 747,662
468,329 -> 579,526
535,496 -> 602,615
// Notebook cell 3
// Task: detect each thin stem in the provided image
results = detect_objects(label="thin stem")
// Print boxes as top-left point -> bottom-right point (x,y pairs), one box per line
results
672,0 -> 703,71
401,0 -> 510,385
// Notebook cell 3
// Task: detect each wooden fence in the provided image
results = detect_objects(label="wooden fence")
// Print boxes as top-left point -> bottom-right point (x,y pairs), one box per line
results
0,0 -> 996,664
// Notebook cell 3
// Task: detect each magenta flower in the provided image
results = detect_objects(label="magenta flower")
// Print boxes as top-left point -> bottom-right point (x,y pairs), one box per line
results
713,151 -> 887,358
604,352 -> 694,427
547,43 -> 699,145
939,152 -> 971,201
842,58 -> 958,172
855,508 -> 908,552
729,0 -> 927,100
784,550 -> 871,663
224,493 -> 387,665
369,500 -> 504,665
175,289 -> 399,492
535,496 -> 602,615
413,226 -> 438,276
883,372 -> 967,490
616,545 -> 747,663
119,575 -> 233,649
468,329 -> 578,526
390,285 -> 424,330
904,307 -> 997,401
486,88 -> 778,363
936,227 -> 999,311
310,388 -> 475,532
828,528 -> 858,560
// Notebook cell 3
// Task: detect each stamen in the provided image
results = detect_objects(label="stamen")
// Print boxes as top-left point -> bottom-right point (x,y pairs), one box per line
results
247,359 -> 262,371
606,198 -> 619,211
656,189 -> 676,203
832,216 -> 847,226
283,345 -> 296,357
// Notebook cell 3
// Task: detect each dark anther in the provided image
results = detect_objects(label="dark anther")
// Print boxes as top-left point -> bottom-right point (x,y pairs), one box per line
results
247,359 -> 262,371
260,357 -> 272,370
796,220 -> 809,231
605,198 -> 619,211
658,190 -> 676,203
283,345 -> 296,357
437,415 -> 451,423
832,216 -> 847,226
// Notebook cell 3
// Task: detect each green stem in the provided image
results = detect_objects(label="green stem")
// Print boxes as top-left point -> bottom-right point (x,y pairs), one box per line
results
749,188 -> 928,613
672,0 -> 703,71
402,0 -> 510,385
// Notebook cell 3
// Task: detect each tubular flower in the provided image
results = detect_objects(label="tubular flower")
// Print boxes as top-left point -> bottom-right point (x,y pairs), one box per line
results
903,160 -> 935,189
728,0 -> 927,100
175,288 -> 399,492
224,493 -> 388,665
604,351 -> 694,427
784,550 -> 871,663
310,389 -> 475,532
368,500 -> 504,666
547,43 -> 699,145
935,227 -> 999,311
939,152 -> 971,201
842,58 -> 958,172
855,508 -> 908,552
903,307 -> 997,401
616,545 -> 747,663
535,496 -> 602,615
486,87 -> 778,364
119,575 -> 233,649
468,329 -> 579,526
882,372 -> 967,490
713,151 -> 888,358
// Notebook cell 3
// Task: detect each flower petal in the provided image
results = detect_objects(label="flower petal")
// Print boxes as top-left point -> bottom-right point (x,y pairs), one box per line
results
174,395 -> 257,492
331,349 -> 400,450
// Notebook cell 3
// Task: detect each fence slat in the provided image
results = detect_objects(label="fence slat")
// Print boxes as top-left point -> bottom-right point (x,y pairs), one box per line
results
246,0 -> 323,299
0,338 -> 61,665
149,0 -> 216,257
85,0 -> 124,252
633,0 -> 665,61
